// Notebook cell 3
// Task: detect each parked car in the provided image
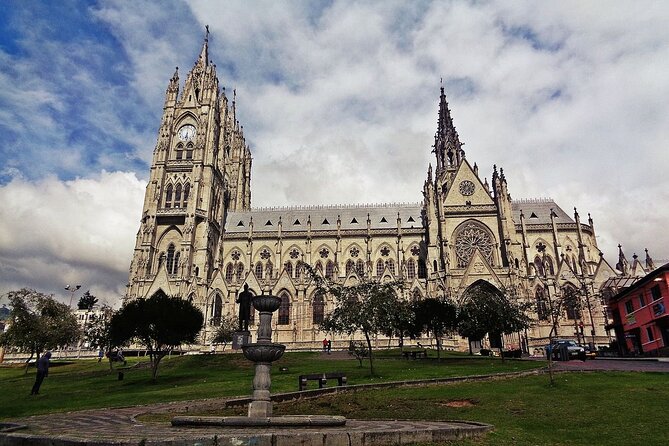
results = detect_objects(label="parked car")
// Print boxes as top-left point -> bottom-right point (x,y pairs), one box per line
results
546,340 -> 586,361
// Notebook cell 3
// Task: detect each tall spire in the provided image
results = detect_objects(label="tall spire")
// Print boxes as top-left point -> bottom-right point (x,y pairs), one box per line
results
434,84 -> 464,172
198,25 -> 210,68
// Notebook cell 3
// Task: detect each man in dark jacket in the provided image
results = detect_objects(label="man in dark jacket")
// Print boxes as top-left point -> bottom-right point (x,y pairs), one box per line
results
30,351 -> 51,395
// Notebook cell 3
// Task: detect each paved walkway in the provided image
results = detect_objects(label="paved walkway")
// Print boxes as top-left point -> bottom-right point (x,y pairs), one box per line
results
1,400 -> 491,446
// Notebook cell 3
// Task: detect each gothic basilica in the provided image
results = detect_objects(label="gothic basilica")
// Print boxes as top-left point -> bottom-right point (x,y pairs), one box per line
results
125,33 -> 638,352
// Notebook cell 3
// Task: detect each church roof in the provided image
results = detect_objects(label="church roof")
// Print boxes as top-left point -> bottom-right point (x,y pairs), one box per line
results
224,203 -> 423,233
511,198 -> 574,225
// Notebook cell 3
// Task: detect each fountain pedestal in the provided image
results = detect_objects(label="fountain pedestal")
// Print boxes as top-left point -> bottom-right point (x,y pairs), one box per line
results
242,296 -> 286,417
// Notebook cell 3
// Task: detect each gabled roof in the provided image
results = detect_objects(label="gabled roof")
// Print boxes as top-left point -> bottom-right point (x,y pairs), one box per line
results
225,203 -> 423,233
511,198 -> 574,225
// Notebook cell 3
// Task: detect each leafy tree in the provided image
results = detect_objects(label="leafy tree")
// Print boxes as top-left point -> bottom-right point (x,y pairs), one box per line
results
211,314 -> 238,351
412,298 -> 458,360
77,291 -> 99,311
304,263 -> 404,376
110,290 -> 203,380
0,289 -> 80,370
83,305 -> 115,369
381,298 -> 415,351
458,280 -> 532,359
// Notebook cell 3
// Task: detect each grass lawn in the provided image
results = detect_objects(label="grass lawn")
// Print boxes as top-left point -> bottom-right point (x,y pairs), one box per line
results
0,350 -> 541,419
214,371 -> 668,446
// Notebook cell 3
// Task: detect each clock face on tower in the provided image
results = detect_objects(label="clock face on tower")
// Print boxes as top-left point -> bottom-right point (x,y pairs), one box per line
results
178,124 -> 196,141
459,180 -> 475,196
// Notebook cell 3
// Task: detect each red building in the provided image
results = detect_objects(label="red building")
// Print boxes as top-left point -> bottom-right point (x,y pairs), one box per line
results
608,263 -> 669,356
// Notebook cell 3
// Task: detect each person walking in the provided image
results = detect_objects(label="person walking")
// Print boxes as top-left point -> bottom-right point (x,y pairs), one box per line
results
327,339 -> 332,354
30,351 -> 51,395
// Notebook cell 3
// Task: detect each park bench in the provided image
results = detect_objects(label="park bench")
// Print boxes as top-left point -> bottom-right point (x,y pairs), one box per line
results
402,349 -> 428,360
298,372 -> 347,391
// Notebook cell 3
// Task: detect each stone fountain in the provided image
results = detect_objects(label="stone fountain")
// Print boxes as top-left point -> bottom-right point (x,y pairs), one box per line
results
172,294 -> 345,427
241,295 -> 286,417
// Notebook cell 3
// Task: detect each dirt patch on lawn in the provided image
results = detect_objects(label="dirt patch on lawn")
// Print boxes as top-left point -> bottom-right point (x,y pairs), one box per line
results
439,399 -> 478,408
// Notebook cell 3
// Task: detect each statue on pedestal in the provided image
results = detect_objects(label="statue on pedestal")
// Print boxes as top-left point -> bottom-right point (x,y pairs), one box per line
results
236,283 -> 254,331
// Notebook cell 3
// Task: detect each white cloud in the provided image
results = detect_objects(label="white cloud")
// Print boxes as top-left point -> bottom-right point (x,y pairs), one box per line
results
0,172 -> 145,305
1,1 -> 668,301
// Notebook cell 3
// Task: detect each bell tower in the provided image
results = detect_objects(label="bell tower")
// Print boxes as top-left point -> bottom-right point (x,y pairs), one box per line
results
125,28 -> 252,305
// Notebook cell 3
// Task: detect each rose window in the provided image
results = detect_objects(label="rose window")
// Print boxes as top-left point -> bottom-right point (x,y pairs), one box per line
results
319,248 -> 330,258
380,246 -> 390,257
349,247 -> 360,258
459,180 -> 475,196
231,250 -> 240,261
454,223 -> 494,267
289,248 -> 300,259
260,249 -> 271,260
410,245 -> 420,256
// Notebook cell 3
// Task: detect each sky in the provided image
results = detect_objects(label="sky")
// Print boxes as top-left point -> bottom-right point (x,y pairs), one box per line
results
0,0 -> 668,307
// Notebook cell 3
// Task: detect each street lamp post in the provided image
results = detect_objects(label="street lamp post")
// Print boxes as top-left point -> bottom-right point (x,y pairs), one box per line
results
65,284 -> 81,308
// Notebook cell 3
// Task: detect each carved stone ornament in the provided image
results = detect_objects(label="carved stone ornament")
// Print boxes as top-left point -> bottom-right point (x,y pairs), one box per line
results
459,180 -> 475,196
454,222 -> 494,267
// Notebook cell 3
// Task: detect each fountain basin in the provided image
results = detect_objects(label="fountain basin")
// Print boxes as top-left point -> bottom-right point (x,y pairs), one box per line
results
242,343 -> 285,362
252,295 -> 281,312
172,415 -> 346,427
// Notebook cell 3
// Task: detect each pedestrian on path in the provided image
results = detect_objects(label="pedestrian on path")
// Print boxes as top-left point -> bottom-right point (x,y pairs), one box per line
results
31,351 -> 51,395
327,339 -> 332,354
322,337 -> 328,352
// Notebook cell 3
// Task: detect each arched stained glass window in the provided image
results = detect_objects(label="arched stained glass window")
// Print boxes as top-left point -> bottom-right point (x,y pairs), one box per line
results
236,263 -> 244,281
212,294 -> 222,326
356,259 -> 365,276
325,261 -> 335,279
376,259 -> 384,277
174,183 -> 182,208
165,184 -> 173,208
182,183 -> 190,208
535,286 -> 549,320
166,244 -> 176,274
346,260 -> 355,276
255,262 -> 263,279
313,295 -> 324,324
176,143 -> 183,160
266,260 -> 273,278
278,293 -> 290,325
285,262 -> 293,278
225,263 -> 234,282
407,259 -> 416,280
563,285 -> 581,320
186,143 -> 193,160
173,251 -> 180,275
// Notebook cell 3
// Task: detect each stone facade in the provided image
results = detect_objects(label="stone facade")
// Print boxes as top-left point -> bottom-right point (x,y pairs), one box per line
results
125,33 -> 626,351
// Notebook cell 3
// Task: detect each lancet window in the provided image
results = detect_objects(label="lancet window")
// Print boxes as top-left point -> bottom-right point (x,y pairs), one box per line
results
407,259 -> 416,280
278,293 -> 290,325
312,295 -> 324,324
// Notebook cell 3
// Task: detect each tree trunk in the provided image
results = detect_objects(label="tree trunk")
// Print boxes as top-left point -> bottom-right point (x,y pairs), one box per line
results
24,351 -> 35,375
363,332 -> 375,376
435,334 -> 442,360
